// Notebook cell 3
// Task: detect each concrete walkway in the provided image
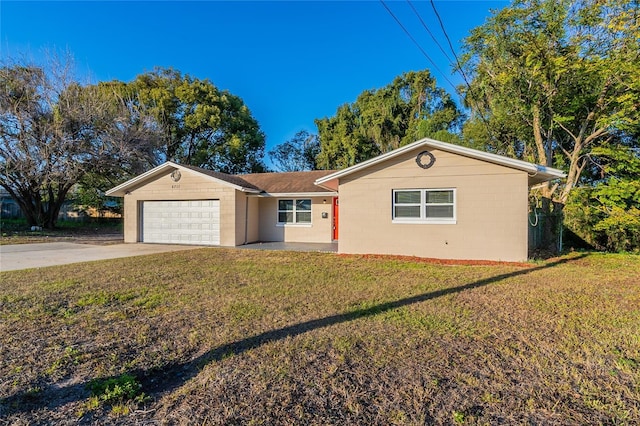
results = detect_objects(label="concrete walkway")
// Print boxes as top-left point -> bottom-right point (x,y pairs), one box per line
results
0,242 -> 202,272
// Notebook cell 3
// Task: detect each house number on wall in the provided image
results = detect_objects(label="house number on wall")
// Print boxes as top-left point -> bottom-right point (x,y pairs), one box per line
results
416,151 -> 436,169
171,170 -> 181,189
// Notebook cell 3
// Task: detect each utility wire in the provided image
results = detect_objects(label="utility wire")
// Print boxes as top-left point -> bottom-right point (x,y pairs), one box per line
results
428,0 -> 472,92
379,0 -> 457,92
428,0 -> 495,141
406,0 -> 453,65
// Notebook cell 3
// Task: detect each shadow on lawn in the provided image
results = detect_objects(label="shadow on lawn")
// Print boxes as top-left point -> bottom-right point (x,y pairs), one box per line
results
0,254 -> 587,416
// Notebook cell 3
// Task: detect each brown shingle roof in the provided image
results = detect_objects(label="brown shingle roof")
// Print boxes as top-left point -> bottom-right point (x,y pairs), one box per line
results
181,164 -> 337,193
180,164 -> 260,190
240,170 -> 337,193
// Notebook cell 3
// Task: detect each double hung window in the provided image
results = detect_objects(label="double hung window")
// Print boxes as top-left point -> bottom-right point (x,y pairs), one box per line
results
278,199 -> 311,224
392,189 -> 456,224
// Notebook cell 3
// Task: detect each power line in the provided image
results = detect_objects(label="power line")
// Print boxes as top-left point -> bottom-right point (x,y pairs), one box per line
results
406,0 -> 453,65
381,0 -> 496,143
379,0 -> 457,92
428,0 -> 472,91
428,0 -> 495,141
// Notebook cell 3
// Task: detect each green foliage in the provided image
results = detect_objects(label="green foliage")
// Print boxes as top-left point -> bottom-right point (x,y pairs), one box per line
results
46,346 -> 81,376
452,410 -> 466,424
315,70 -> 462,169
72,172 -> 123,216
565,180 -> 640,253
268,130 -> 320,171
461,0 -> 640,204
88,374 -> 146,405
564,147 -> 640,252
128,68 -> 266,173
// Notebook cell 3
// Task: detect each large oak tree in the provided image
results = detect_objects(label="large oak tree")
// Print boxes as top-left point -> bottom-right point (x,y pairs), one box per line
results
128,68 -> 266,174
0,58 -> 157,228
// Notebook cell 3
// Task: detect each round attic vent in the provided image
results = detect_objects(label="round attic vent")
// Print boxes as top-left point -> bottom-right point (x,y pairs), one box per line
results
170,170 -> 182,182
416,151 -> 436,169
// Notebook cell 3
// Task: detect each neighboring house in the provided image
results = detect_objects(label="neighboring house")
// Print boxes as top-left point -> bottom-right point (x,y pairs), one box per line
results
0,188 -> 22,219
0,188 -> 121,221
106,138 -> 565,261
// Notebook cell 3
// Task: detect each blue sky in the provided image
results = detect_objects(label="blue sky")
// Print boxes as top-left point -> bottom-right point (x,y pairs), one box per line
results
1,0 -> 506,160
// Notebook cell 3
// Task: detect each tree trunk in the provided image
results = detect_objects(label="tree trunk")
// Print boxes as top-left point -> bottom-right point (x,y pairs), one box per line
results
16,198 -> 39,227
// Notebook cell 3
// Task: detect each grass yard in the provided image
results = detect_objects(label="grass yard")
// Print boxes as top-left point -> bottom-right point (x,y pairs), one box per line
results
0,249 -> 639,425
0,219 -> 123,245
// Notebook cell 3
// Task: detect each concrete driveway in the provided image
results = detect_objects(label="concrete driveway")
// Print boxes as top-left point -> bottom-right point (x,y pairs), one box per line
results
0,242 -> 202,272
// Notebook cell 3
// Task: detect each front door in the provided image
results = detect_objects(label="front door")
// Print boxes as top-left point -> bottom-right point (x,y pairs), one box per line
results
332,197 -> 339,240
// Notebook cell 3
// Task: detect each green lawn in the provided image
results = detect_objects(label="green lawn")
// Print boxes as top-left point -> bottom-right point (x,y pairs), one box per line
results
1,249 -> 638,424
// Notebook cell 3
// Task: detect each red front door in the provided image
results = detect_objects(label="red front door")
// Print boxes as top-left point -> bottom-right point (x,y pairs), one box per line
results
332,197 -> 339,240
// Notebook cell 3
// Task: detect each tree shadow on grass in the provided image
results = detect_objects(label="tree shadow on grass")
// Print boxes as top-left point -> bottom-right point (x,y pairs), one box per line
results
0,254 -> 588,416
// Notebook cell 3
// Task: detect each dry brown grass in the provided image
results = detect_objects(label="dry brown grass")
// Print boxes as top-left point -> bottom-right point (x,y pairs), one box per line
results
0,220 -> 123,245
1,249 -> 638,425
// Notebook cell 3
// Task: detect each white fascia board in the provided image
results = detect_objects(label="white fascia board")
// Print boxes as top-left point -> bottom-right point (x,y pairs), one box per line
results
106,161 -> 260,196
426,140 -> 566,179
249,191 -> 338,198
314,137 -> 566,186
314,140 -> 426,185
106,162 -> 177,197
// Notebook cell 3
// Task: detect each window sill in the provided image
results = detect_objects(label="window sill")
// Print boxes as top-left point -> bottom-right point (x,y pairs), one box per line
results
392,219 -> 457,225
276,223 -> 312,227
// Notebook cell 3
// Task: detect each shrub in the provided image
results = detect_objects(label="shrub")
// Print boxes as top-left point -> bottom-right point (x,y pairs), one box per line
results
88,374 -> 146,405
564,179 -> 640,253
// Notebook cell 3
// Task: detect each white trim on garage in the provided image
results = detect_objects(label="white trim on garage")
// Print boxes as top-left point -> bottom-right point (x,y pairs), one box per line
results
141,200 -> 220,245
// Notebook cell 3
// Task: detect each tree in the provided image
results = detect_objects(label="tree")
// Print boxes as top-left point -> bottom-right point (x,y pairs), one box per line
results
268,130 -> 320,172
128,68 -> 267,173
315,70 -> 462,169
564,146 -> 640,252
460,0 -> 640,248
0,57 -> 158,228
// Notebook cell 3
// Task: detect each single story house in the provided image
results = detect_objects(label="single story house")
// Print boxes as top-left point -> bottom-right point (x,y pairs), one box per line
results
106,138 -> 565,262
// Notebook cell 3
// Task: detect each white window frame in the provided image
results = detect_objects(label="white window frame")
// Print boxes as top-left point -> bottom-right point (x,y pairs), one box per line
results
392,188 -> 457,224
277,198 -> 312,226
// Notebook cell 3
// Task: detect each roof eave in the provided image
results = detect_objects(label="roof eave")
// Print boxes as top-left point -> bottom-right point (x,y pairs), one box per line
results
249,191 -> 338,198
105,161 -> 259,196
528,168 -> 566,186
106,162 -> 179,197
314,137 -> 567,186
313,178 -> 339,192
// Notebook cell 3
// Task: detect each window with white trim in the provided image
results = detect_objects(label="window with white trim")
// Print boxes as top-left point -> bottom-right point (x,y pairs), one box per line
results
392,189 -> 456,223
278,199 -> 311,224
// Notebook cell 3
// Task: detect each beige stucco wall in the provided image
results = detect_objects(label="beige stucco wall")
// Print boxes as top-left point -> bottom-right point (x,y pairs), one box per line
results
122,168 -> 241,246
234,192 -> 261,245
337,148 -> 529,262
256,197 -> 333,243
247,196 -> 260,243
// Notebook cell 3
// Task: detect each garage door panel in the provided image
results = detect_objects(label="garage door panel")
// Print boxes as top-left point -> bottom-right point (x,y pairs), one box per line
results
142,200 -> 220,245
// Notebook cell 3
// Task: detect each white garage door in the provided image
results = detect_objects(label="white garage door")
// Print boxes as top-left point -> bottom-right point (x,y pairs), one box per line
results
141,200 -> 220,245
